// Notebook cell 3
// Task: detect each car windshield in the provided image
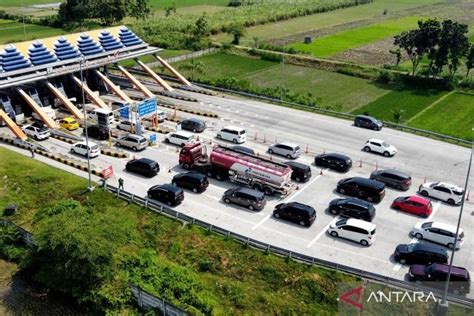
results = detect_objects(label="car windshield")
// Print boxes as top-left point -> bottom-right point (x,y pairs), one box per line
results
295,146 -> 301,151
91,145 -> 99,150
69,119 -> 77,124
382,142 -> 390,147
406,243 -> 416,251
453,189 -> 464,195
459,231 -> 464,239
421,222 -> 433,229
370,228 -> 376,235
336,219 -> 347,226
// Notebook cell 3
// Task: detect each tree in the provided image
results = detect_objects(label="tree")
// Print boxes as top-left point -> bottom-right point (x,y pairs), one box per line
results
438,20 -> 469,79
392,108 -> 405,123
92,0 -> 129,25
466,44 -> 474,78
394,30 -> 424,75
58,0 -> 90,23
226,23 -> 245,45
164,2 -> 176,17
389,48 -> 402,66
193,14 -> 209,41
416,19 -> 441,76
179,59 -> 205,81
130,0 -> 150,20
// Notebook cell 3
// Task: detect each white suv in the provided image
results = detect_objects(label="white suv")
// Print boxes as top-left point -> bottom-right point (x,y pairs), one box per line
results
165,131 -> 195,147
268,142 -> 301,159
70,141 -> 100,158
22,124 -> 50,140
412,221 -> 464,249
216,126 -> 246,144
419,182 -> 464,205
327,217 -> 376,246
363,139 -> 397,157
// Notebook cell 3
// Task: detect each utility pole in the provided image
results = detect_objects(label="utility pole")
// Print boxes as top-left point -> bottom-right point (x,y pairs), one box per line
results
80,58 -> 94,192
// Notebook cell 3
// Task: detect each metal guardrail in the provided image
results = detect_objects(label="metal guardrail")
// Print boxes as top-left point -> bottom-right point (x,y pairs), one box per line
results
105,185 -> 473,308
130,285 -> 188,315
125,67 -> 471,146
0,219 -> 35,246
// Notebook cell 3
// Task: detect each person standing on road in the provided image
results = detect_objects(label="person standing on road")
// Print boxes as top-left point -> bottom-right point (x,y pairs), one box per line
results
30,147 -> 35,158
118,177 -> 124,191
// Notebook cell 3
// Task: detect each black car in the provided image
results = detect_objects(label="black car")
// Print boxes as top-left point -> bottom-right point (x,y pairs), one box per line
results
273,202 -> 316,227
408,263 -> 471,294
354,115 -> 383,130
231,145 -> 255,155
394,243 -> 448,265
126,158 -> 159,177
223,187 -> 266,211
314,153 -> 352,172
180,118 -> 206,133
84,124 -> 109,140
284,161 -> 312,182
336,177 -> 386,203
370,169 -> 411,191
172,172 -> 209,193
148,184 -> 184,206
328,198 -> 375,222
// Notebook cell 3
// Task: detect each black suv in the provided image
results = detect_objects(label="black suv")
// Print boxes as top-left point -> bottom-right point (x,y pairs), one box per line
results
273,202 -> 316,227
180,118 -> 206,133
84,125 -> 109,140
336,177 -> 385,203
370,169 -> 411,191
284,161 -> 312,182
354,115 -> 383,130
315,153 -> 352,172
126,158 -> 159,177
148,184 -> 184,206
172,172 -> 209,193
408,263 -> 471,294
223,187 -> 266,211
393,243 -> 448,265
328,198 -> 375,222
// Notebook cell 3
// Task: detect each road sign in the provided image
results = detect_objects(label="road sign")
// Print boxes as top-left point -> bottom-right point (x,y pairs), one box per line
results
137,98 -> 157,117
101,165 -> 113,178
119,105 -> 129,119
149,133 -> 157,142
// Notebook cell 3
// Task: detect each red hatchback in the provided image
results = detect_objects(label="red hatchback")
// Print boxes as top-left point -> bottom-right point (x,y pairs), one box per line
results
391,196 -> 432,217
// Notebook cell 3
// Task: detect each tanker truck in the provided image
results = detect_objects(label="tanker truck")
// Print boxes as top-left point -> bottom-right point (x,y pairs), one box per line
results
179,141 -> 295,196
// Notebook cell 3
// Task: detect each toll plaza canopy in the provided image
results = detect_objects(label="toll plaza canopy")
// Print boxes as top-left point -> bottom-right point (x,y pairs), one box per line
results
0,26 -> 161,89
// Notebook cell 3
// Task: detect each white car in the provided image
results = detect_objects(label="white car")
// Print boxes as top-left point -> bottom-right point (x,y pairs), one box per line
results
70,141 -> 100,158
363,139 -> 397,157
164,131 -> 195,147
419,182 -> 464,205
216,126 -> 246,144
117,120 -> 136,132
268,142 -> 301,159
22,124 -> 50,140
412,221 -> 464,249
327,217 -> 376,246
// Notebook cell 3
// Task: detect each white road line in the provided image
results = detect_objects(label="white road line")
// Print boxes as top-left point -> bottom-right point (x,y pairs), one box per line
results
306,221 -> 333,248
283,172 -> 324,203
427,201 -> 441,220
203,193 -> 220,201
186,199 -> 256,226
313,240 -> 391,264
252,214 -> 272,230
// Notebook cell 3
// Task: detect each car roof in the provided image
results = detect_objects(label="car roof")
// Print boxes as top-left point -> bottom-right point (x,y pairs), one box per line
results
377,169 -> 410,177
63,117 -> 76,121
343,198 -> 372,206
284,161 -> 310,170
172,130 -> 194,137
277,142 -> 299,147
430,264 -> 469,277
222,125 -> 245,132
157,184 -> 183,193
176,172 -> 206,179
184,118 -> 205,124
406,196 -> 430,205
133,158 -> 156,165
367,138 -> 384,143
232,145 -> 254,154
430,222 -> 461,233
433,182 -> 463,191
345,218 -> 376,230
412,243 -> 447,254
318,153 -> 350,160
121,134 -> 145,139
74,141 -> 98,146
287,202 -> 314,212
356,115 -> 377,120
345,177 -> 385,189
235,187 -> 265,197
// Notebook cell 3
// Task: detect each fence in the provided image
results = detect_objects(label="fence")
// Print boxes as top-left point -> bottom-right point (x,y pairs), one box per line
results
2,187 -> 473,309
0,219 -> 35,246
125,67 -> 471,147
130,285 -> 188,316
135,48 -> 216,69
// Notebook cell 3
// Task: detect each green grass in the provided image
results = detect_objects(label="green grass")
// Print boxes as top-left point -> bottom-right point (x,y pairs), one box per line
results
0,147 -> 355,314
408,92 -> 474,140
0,19 -> 65,44
0,0 -> 57,6
119,49 -> 191,67
352,88 -> 447,122
291,16 -> 422,57
212,0 -> 441,44
149,0 -> 229,9
168,52 -> 277,81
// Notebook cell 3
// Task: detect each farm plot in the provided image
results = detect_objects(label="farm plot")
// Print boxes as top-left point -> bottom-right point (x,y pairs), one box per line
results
290,16 -> 422,58
0,19 -> 64,44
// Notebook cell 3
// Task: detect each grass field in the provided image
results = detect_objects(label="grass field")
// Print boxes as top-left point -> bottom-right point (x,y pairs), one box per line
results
149,0 -> 228,9
352,88 -> 447,122
212,0 -> 441,44
291,16 -> 422,58
0,0 -> 57,6
0,19 -> 64,44
408,92 -> 474,140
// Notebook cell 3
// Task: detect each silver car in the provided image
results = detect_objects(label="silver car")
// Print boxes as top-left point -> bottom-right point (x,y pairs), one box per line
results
268,142 -> 301,159
116,134 -> 148,151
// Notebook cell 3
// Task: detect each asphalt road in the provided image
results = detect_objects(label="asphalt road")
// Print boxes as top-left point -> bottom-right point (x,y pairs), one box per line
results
2,84 -> 473,299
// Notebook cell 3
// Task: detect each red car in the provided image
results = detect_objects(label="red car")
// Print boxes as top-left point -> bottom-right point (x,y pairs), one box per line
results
391,196 -> 432,217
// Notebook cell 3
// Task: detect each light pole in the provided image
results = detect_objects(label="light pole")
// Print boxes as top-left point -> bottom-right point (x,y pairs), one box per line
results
80,57 -> 94,191
437,135 -> 473,314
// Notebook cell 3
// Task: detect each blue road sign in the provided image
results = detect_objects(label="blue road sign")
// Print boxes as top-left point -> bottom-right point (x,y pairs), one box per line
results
149,133 -> 157,142
137,98 -> 157,117
119,106 -> 129,119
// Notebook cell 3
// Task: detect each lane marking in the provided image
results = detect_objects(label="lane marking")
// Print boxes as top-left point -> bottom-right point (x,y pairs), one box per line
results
307,220 -> 333,248
283,172 -> 325,203
252,214 -> 272,230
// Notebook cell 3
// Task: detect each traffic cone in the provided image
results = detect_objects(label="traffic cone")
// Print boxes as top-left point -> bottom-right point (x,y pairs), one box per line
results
359,158 -> 362,167
175,147 -> 179,153
305,144 -> 309,154
263,135 -> 267,143
466,190 -> 470,201
296,185 -> 300,190
320,169 -> 323,175
168,167 -> 171,173
254,132 -> 257,140
375,162 -> 378,171
196,136 -> 200,141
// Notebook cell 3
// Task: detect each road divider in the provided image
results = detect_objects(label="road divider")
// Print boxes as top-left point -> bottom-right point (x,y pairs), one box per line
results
50,134 -> 76,144
101,148 -> 129,158
145,126 -> 174,134
160,103 -> 218,118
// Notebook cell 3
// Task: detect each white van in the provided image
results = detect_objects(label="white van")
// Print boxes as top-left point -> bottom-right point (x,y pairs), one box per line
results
89,108 -> 114,126
216,126 -> 246,144
327,217 -> 376,246
412,221 -> 464,249
70,141 -> 100,158
165,131 -> 195,147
